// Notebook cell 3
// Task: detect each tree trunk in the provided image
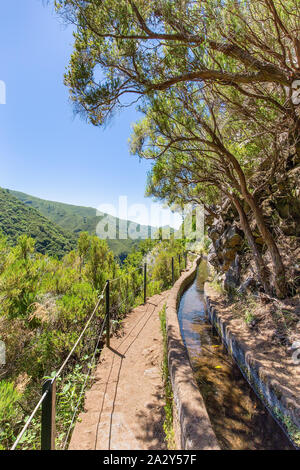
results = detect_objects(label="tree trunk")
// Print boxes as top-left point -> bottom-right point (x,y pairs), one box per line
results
211,140 -> 287,297
242,190 -> 287,298
230,196 -> 271,295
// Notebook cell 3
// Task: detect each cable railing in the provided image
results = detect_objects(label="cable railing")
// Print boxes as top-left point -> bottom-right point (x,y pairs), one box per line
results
11,286 -> 107,451
10,251 -> 189,451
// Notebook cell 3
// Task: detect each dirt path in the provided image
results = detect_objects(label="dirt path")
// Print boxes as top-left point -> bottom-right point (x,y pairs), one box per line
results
69,292 -> 169,450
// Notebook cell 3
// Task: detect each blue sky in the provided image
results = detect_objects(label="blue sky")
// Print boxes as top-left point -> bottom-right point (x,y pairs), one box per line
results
0,0 -> 181,228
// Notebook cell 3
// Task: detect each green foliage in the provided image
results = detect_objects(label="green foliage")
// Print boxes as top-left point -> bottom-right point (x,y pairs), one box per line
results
78,231 -> 90,274
0,231 -> 186,449
16,235 -> 35,261
86,237 -> 114,289
244,311 -> 256,325
9,188 -> 158,260
208,277 -> 225,295
0,188 -> 76,259
54,0 -> 297,130
187,235 -> 211,255
159,306 -> 175,449
0,237 -> 41,319
0,231 -> 116,448
0,380 -> 20,422
274,407 -> 300,447
54,0 -> 298,298
152,240 -> 184,289
0,381 -> 21,450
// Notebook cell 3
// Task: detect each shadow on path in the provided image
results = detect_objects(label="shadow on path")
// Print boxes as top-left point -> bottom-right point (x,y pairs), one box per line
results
92,297 -> 165,450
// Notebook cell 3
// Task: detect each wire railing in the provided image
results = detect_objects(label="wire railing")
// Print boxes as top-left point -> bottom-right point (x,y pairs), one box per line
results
10,251 -> 189,450
11,286 -> 107,451
61,311 -> 108,450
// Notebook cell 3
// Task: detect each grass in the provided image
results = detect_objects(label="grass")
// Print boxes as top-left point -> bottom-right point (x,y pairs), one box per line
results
274,407 -> 300,448
244,310 -> 256,325
208,278 -> 225,295
159,305 -> 176,449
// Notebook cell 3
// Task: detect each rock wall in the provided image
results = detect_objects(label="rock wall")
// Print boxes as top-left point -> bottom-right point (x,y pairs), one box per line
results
207,167 -> 300,294
207,210 -> 245,292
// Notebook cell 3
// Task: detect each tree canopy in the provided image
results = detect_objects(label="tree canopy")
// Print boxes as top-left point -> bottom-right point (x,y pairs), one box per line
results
56,0 -> 299,127
56,0 -> 300,297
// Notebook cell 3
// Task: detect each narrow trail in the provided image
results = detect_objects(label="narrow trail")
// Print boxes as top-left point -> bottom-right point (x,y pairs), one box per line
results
69,291 -> 169,450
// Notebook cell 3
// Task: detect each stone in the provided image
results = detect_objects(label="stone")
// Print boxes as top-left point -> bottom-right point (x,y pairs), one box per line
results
276,201 -> 290,219
207,248 -> 219,270
224,264 -> 240,291
222,248 -> 238,262
205,214 -> 215,226
255,236 -> 264,245
238,277 -> 257,294
221,225 -> 243,249
209,228 -> 221,242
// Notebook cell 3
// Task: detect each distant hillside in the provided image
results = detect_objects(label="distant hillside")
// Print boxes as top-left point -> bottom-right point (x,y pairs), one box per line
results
8,189 -> 158,259
0,188 -> 77,258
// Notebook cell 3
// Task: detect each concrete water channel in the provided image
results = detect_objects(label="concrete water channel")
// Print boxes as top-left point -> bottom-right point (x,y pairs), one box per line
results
177,259 -> 294,450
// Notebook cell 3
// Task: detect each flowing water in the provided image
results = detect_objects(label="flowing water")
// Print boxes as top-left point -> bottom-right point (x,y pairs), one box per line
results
177,260 -> 294,450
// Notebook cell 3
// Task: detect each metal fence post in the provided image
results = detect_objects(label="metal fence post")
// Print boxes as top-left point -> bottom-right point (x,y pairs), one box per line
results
178,254 -> 181,272
171,257 -> 174,285
144,263 -> 147,304
41,379 -> 56,450
106,280 -> 110,348
185,251 -> 187,269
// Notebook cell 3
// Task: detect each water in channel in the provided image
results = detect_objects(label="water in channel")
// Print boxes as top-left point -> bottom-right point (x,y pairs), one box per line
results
177,259 -> 294,450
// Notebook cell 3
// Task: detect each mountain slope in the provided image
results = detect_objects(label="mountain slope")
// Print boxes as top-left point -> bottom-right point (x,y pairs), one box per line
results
8,189 -> 157,259
0,188 -> 77,258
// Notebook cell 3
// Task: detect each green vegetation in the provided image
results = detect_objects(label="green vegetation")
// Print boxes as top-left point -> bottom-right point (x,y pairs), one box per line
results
207,277 -> 225,296
4,0 -> 299,450
0,230 -> 185,449
274,407 -> 300,447
244,311 -> 256,326
159,305 -> 175,449
8,188 -> 158,260
0,188 -> 76,259
0,381 -> 21,449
